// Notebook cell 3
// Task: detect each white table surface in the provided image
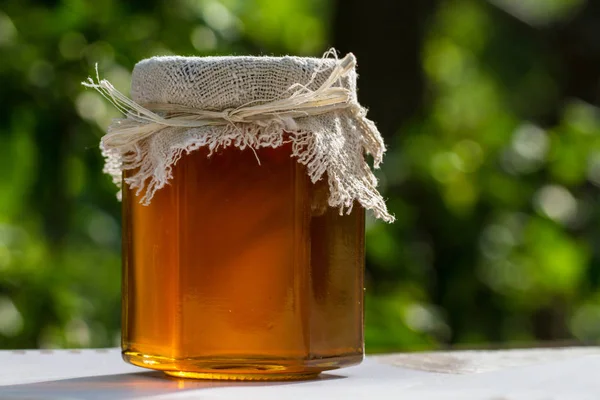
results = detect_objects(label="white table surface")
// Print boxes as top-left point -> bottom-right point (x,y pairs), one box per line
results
0,347 -> 599,399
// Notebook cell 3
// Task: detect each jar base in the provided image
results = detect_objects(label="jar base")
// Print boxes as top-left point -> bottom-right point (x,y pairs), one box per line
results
123,350 -> 362,381
164,370 -> 319,381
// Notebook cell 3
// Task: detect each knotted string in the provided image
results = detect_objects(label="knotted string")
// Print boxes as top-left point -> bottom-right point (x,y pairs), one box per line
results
83,53 -> 360,151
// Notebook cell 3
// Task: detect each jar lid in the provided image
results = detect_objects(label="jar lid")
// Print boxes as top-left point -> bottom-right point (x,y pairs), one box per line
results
83,50 -> 394,222
131,55 -> 354,111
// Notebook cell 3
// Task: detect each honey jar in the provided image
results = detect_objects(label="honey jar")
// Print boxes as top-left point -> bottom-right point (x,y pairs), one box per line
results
85,50 -> 392,380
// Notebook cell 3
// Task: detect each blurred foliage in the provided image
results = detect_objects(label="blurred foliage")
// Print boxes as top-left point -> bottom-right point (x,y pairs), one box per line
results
1,0 -> 600,352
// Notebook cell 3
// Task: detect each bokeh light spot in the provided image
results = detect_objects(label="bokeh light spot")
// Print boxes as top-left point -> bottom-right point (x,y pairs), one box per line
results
0,297 -> 23,337
191,26 -> 217,51
534,184 -> 577,225
0,12 -> 17,47
59,32 -> 87,60
28,61 -> 54,88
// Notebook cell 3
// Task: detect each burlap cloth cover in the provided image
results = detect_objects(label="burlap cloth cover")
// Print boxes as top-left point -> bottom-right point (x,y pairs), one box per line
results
84,50 -> 394,222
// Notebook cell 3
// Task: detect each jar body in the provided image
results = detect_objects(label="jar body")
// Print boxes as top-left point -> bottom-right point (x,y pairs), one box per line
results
121,144 -> 365,380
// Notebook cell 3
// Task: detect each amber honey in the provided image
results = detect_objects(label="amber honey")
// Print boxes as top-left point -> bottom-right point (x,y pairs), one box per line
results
121,143 -> 365,380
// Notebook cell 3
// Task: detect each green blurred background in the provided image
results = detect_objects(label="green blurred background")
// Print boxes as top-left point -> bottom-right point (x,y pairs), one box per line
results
1,0 -> 600,352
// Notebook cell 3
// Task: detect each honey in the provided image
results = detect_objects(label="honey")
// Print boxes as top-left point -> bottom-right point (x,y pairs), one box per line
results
121,143 -> 365,380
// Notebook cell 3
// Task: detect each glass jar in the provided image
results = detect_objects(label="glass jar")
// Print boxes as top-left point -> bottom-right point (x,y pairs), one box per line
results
121,142 -> 365,380
83,50 -> 392,380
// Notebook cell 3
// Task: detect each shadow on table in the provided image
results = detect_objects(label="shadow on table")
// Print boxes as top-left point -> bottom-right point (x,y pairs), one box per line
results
0,371 -> 345,399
